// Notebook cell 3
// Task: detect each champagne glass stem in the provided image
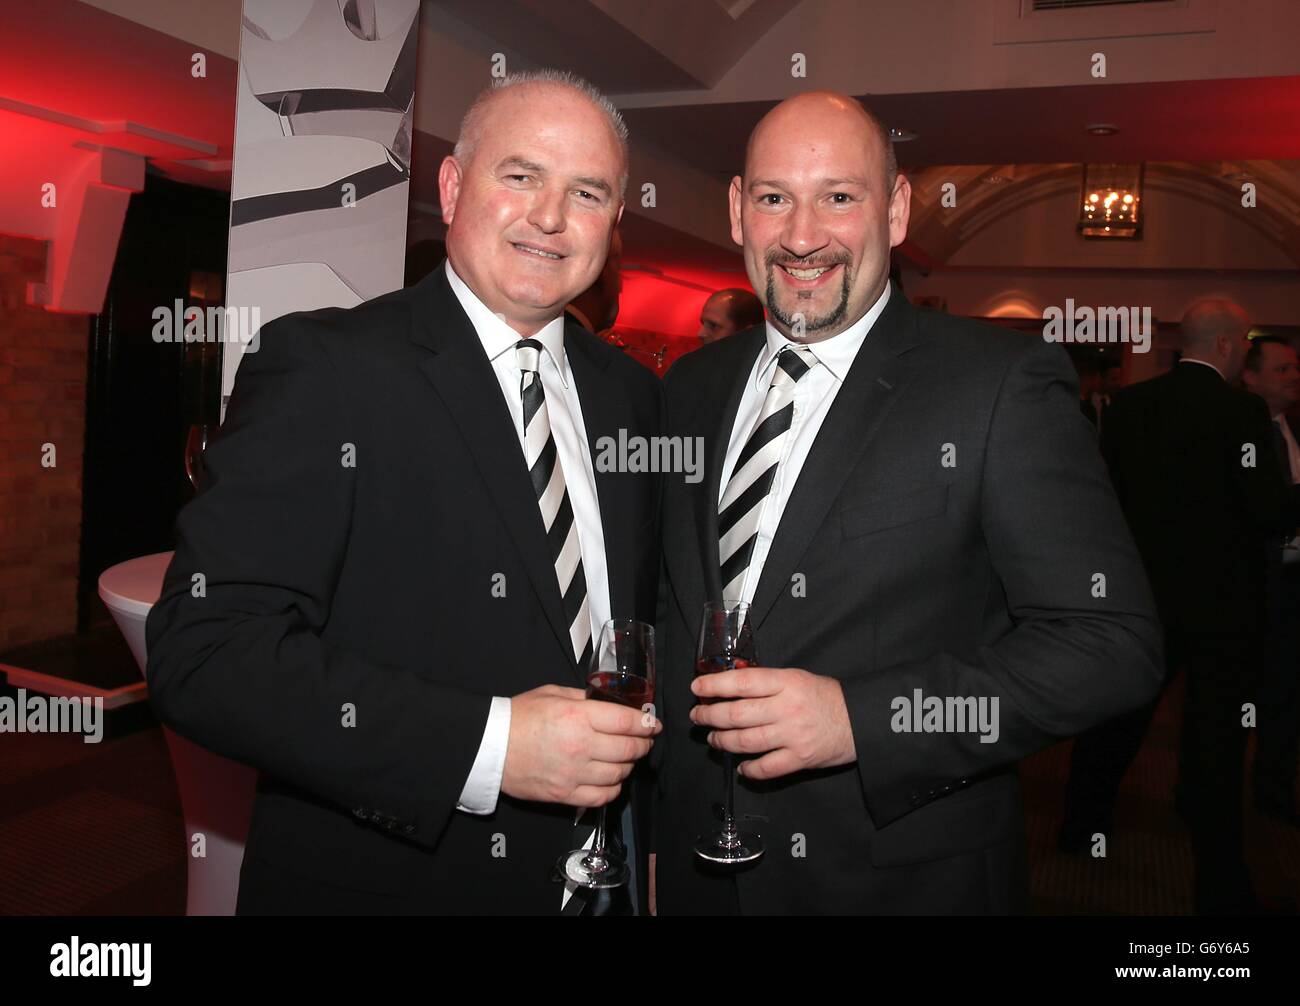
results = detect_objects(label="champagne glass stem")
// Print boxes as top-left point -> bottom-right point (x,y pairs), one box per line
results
722,753 -> 737,845
584,805 -> 609,871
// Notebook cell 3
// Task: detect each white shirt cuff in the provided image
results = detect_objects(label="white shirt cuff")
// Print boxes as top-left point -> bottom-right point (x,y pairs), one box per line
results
456,696 -> 511,815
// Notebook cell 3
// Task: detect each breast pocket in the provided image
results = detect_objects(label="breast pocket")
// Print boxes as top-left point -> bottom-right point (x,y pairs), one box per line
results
840,485 -> 948,540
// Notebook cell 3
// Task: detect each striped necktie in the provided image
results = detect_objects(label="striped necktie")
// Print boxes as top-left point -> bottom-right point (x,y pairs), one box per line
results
515,339 -> 601,913
719,346 -> 819,600
516,339 -> 594,670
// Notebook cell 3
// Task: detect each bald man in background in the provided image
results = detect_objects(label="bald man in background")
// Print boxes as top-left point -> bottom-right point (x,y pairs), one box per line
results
1062,299 -> 1300,913
697,288 -> 765,345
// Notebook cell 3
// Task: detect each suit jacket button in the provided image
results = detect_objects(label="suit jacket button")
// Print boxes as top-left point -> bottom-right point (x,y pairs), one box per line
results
910,793 -> 922,806
402,823 -> 416,834
353,808 -> 367,819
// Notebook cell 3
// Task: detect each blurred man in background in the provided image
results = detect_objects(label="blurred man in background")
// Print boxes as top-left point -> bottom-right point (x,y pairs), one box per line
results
696,287 -> 764,344
1062,301 -> 1300,913
1241,335 -> 1300,826
566,229 -> 623,336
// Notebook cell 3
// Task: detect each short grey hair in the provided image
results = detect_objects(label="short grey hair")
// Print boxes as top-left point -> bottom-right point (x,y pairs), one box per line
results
452,69 -> 629,197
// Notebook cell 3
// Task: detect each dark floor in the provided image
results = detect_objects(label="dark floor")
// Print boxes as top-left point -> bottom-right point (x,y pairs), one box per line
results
0,622 -> 141,691
0,666 -> 1297,914
0,711 -> 186,914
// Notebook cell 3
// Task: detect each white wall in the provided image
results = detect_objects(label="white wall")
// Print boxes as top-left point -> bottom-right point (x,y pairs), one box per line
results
948,184 -> 1293,271
901,265 -> 1300,327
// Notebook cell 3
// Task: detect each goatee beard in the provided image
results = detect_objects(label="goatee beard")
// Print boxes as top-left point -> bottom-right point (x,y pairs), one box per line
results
765,260 -> 852,337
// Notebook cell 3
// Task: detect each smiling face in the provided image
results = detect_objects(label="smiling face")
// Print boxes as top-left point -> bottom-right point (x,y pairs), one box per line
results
439,84 -> 625,336
730,93 -> 910,343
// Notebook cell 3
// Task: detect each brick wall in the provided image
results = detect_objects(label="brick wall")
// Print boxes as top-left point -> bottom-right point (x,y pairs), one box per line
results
0,235 -> 88,650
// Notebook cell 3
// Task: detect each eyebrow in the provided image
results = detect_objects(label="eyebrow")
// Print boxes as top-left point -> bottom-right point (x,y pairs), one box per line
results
497,156 -> 613,198
573,175 -> 613,197
497,156 -> 546,175
748,176 -> 870,191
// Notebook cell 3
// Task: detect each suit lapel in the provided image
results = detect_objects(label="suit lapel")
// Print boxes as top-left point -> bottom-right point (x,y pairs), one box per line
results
749,286 -> 924,630
408,264 -> 578,676
565,325 -> 630,625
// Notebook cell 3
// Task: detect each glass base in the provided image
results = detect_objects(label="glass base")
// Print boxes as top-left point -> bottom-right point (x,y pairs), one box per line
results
693,830 -> 765,865
557,849 -> 629,889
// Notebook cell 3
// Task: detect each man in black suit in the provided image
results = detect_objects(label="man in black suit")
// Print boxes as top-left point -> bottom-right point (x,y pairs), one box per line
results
1062,303 -> 1300,912
145,70 -> 662,915
1078,362 -> 1119,434
1240,335 -> 1300,825
651,91 -> 1163,915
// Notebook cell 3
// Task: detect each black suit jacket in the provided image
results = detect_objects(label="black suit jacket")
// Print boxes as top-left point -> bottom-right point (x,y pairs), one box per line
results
653,285 -> 1163,914
1100,361 -> 1300,639
145,263 -> 662,914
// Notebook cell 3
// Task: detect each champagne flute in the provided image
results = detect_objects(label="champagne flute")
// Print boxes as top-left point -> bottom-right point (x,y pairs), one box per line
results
694,600 -> 765,865
557,618 -> 655,888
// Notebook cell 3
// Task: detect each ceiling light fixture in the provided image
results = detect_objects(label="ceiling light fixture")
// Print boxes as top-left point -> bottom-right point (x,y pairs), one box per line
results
1078,163 -> 1143,239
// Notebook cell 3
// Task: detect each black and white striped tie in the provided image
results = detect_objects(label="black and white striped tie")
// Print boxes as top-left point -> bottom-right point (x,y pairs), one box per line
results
516,339 -> 594,670
719,346 -> 819,599
516,339 -> 600,913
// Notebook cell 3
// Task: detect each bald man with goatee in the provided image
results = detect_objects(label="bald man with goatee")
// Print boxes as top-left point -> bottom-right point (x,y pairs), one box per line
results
652,91 -> 1162,915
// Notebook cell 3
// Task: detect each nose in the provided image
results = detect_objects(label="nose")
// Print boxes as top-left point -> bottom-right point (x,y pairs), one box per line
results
781,201 -> 830,261
527,183 -> 567,235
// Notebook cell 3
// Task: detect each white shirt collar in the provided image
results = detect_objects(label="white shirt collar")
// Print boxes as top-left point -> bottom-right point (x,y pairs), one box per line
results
755,281 -> 891,389
444,259 -> 570,387
1179,358 -> 1225,381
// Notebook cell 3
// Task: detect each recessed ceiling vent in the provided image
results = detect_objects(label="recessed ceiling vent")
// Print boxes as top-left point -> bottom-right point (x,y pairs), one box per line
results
1030,0 -> 1176,10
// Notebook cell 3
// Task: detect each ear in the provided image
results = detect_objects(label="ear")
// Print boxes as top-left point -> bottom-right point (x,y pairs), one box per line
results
888,173 -> 912,249
438,155 -> 463,226
729,175 -> 744,247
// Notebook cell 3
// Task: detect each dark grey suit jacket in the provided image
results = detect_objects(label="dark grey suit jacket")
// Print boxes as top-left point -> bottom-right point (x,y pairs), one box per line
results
653,285 -> 1163,914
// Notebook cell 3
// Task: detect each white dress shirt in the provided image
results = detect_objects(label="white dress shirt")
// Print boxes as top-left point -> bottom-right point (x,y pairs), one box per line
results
717,283 -> 891,604
445,260 -> 612,814
1274,413 -> 1300,484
